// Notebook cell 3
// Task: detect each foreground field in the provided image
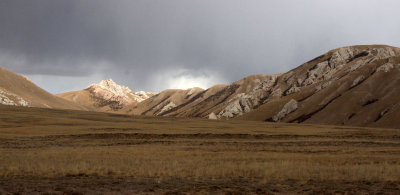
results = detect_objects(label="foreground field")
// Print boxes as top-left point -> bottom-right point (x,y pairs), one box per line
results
0,105 -> 399,194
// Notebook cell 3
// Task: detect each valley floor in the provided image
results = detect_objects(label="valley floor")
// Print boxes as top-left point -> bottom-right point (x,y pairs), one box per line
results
0,105 -> 399,194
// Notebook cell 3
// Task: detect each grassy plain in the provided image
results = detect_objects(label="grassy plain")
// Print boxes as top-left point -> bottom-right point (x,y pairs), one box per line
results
0,105 -> 399,194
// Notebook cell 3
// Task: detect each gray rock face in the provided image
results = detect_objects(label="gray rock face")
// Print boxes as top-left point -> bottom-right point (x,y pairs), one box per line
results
374,48 -> 397,59
253,76 -> 278,91
270,88 -> 282,97
0,88 -> 29,106
156,102 -> 176,116
350,59 -> 369,71
218,93 -> 253,118
218,75 -> 278,118
272,99 -> 298,122
303,61 -> 330,86
285,86 -> 300,95
351,75 -> 365,88
329,47 -> 355,68
377,63 -> 394,73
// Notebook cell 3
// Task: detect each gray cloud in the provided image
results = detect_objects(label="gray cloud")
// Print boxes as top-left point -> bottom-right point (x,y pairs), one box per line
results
1,0 -> 400,93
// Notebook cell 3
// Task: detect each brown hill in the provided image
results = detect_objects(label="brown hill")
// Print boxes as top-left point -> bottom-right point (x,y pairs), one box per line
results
133,45 -> 400,128
240,45 -> 400,128
57,79 -> 155,112
0,66 -> 87,110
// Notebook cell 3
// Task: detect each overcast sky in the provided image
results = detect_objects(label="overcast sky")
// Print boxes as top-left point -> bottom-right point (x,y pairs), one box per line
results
1,0 -> 400,93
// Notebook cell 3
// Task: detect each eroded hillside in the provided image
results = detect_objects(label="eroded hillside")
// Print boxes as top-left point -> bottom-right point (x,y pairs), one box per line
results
133,45 -> 400,128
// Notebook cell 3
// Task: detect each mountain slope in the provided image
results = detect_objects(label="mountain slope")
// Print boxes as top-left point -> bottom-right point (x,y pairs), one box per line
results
0,66 -> 87,110
134,45 -> 400,128
57,79 -> 155,112
133,74 -> 278,118
125,87 -> 206,116
239,45 -> 400,128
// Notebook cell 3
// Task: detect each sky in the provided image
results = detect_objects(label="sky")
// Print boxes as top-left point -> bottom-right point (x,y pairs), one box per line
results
1,0 -> 400,94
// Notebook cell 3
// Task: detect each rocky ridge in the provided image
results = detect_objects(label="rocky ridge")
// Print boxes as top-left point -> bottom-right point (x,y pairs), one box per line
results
215,46 -> 400,120
240,45 -> 400,128
134,45 -> 400,128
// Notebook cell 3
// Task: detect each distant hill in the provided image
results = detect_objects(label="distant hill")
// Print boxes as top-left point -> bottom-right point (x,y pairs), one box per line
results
0,66 -> 87,110
57,79 -> 155,112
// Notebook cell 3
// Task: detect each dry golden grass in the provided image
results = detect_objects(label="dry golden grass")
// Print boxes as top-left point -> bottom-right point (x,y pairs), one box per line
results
1,146 -> 400,181
0,105 -> 399,193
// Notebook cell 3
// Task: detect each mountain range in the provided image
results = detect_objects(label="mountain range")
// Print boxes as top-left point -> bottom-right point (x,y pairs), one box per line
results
1,45 -> 400,128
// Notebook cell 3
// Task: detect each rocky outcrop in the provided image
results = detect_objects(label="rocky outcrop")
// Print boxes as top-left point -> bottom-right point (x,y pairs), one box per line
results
218,93 -> 252,118
373,47 -> 397,59
376,63 -> 394,73
351,75 -> 365,88
272,99 -> 298,122
208,112 -> 218,120
285,86 -> 300,95
157,102 -> 176,115
217,75 -> 278,118
303,61 -> 331,86
329,47 -> 355,68
0,88 -> 29,106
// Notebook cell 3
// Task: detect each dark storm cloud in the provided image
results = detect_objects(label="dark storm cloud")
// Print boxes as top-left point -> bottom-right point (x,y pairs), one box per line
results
1,0 -> 400,93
